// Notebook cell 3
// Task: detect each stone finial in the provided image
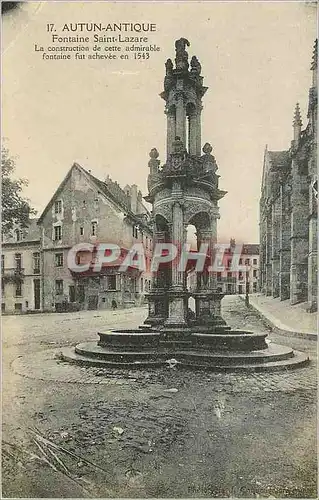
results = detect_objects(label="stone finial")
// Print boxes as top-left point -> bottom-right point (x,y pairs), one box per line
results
149,148 -> 159,159
165,58 -> 173,75
190,55 -> 201,75
311,39 -> 318,70
202,142 -> 213,154
175,38 -> 190,71
293,103 -> 302,127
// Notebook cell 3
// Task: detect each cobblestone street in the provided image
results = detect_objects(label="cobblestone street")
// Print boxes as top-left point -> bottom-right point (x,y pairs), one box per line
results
2,296 -> 317,498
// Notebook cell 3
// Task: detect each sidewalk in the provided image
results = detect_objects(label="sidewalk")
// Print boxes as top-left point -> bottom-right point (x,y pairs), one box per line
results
245,294 -> 317,339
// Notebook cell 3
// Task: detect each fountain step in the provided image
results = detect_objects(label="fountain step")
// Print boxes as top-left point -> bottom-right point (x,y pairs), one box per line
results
75,341 -> 293,363
62,344 -> 310,372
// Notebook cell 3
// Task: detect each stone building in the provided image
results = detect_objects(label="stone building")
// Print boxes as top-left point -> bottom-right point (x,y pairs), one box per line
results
2,164 -> 153,313
2,219 -> 41,314
259,40 -> 317,312
187,239 -> 260,296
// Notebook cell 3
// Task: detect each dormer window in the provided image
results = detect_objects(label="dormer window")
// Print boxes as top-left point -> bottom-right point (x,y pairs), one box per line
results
54,200 -> 62,214
15,229 -> 22,242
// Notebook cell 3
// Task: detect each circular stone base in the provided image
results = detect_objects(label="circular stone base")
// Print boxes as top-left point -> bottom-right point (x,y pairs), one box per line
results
61,341 -> 310,372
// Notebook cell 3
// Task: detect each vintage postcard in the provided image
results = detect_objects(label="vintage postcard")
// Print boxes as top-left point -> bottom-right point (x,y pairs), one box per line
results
1,1 -> 317,498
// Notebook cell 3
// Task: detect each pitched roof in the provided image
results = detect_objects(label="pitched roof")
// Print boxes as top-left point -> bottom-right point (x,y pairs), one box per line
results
242,244 -> 259,255
2,218 -> 41,245
37,163 -> 151,230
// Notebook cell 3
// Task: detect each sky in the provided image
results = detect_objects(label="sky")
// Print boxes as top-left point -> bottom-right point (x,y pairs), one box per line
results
2,1 -> 317,243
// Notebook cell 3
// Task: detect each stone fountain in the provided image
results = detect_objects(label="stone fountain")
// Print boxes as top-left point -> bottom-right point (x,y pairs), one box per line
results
62,39 -> 309,371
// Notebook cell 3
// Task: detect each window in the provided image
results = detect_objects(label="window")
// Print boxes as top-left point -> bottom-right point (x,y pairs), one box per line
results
1,255 -> 4,272
217,272 -> 222,281
227,259 -> 232,269
33,252 -> 40,273
15,303 -> 22,311
15,229 -> 23,242
80,226 -> 84,236
238,285 -> 243,294
55,280 -> 63,295
15,280 -> 22,297
253,258 -> 257,265
245,258 -> 250,265
54,200 -> 62,214
253,270 -> 257,278
55,253 -> 64,267
239,271 -> 244,280
227,272 -> 232,278
15,253 -> 22,270
54,225 -> 62,241
239,258 -> 243,265
91,221 -> 97,236
107,275 -> 116,290
1,303 -> 5,312
140,278 -> 144,292
253,282 -> 257,292
132,225 -> 138,239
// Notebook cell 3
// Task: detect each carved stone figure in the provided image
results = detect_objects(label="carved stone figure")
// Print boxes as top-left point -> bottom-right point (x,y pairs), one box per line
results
172,136 -> 186,155
164,58 -> 175,91
190,55 -> 201,75
175,38 -> 190,71
165,58 -> 173,75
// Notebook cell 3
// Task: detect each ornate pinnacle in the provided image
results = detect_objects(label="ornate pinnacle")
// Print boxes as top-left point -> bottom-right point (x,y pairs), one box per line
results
202,142 -> 213,154
293,103 -> 302,127
311,39 -> 317,70
149,148 -> 159,159
175,38 -> 190,71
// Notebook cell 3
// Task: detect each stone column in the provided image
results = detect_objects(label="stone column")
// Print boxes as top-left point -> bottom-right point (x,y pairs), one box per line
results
279,185 -> 291,300
193,217 -> 226,330
290,160 -> 309,305
175,90 -> 186,146
166,110 -> 176,158
144,229 -> 167,326
195,109 -> 202,156
165,182 -> 187,328
188,113 -> 197,156
271,196 -> 281,298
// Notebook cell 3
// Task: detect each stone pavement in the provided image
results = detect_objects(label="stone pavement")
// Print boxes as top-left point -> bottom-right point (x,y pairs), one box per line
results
2,296 -> 317,498
246,294 -> 317,338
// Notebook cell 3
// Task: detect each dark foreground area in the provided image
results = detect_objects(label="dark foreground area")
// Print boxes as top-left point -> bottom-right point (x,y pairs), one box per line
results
2,296 -> 317,498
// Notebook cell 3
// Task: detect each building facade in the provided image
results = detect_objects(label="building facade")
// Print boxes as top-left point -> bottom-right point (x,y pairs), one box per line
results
259,40 -> 317,312
187,239 -> 260,296
1,164 -> 153,313
2,220 -> 42,314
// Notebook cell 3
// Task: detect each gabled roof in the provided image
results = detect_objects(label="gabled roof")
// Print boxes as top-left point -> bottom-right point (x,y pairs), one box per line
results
37,163 -> 151,231
2,218 -> 41,245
